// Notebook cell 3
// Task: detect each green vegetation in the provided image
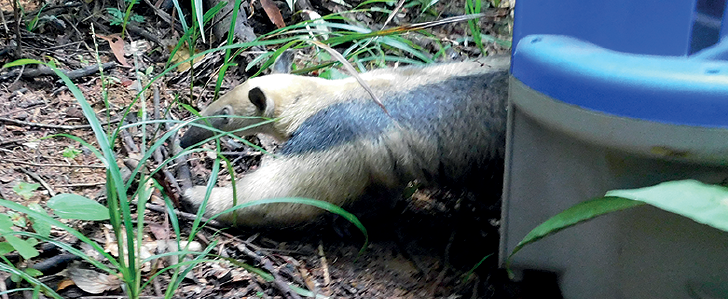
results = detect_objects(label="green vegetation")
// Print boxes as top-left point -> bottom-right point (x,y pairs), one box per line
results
508,180 -> 728,266
12,182 -> 39,200
61,146 -> 82,159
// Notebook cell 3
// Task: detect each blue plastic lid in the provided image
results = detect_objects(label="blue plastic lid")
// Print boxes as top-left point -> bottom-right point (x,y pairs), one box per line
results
511,35 -> 728,128
512,0 -> 728,56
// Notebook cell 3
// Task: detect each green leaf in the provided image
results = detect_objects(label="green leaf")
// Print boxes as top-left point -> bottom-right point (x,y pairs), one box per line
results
0,214 -> 12,230
3,235 -> 39,260
25,238 -> 38,247
47,194 -> 110,221
0,199 -> 119,274
194,0 -> 205,42
0,242 -> 14,255
28,203 -> 51,238
0,262 -> 63,298
6,211 -> 26,227
0,214 -> 40,259
24,268 -> 43,277
606,179 -> 728,232
3,59 -> 44,68
13,182 -> 40,200
62,146 -> 82,159
508,197 -> 644,260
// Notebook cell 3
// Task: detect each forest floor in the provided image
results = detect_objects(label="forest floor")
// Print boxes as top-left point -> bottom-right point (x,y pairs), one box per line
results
0,0 -> 535,297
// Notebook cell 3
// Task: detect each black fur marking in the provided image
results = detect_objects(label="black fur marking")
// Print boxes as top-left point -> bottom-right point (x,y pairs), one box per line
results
249,87 -> 267,111
279,73 -> 504,157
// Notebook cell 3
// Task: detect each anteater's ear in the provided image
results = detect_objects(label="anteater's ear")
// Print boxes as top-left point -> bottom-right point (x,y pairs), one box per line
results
271,50 -> 294,74
248,87 -> 267,111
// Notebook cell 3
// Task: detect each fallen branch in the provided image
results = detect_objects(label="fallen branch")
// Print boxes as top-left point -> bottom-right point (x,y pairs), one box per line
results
19,168 -> 56,197
5,159 -> 106,168
13,62 -> 116,80
126,23 -> 164,46
53,182 -> 105,187
262,258 -> 303,299
0,116 -> 122,130
152,85 -> 182,206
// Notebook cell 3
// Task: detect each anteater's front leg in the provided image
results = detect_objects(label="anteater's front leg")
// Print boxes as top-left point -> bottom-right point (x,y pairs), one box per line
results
183,144 -> 377,227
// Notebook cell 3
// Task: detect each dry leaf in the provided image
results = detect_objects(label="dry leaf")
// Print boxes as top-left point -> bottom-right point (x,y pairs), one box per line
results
68,267 -> 122,294
260,0 -> 285,28
169,47 -> 205,72
148,223 -> 169,240
56,278 -> 76,291
95,34 -> 131,67
299,265 -> 317,292
6,125 -> 24,132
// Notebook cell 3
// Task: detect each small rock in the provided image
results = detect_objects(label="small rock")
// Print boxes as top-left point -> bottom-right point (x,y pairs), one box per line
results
66,106 -> 85,119
15,112 -> 29,120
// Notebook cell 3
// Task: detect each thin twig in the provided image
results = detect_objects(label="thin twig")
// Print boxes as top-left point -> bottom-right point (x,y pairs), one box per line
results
0,116 -> 122,130
19,169 -> 56,197
142,0 -> 174,25
318,242 -> 331,286
53,182 -> 105,187
12,62 -> 116,80
10,64 -> 23,87
151,85 -> 182,204
144,203 -> 225,228
0,272 -> 9,299
12,0 -> 20,58
4,159 -> 106,168
262,258 -> 303,299
120,129 -> 140,153
126,23 -> 164,46
470,275 -> 480,299
0,6 -> 8,34
381,0 -> 405,29
0,139 -> 24,147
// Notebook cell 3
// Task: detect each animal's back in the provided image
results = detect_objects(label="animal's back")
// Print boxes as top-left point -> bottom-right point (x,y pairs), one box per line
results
280,61 -> 509,189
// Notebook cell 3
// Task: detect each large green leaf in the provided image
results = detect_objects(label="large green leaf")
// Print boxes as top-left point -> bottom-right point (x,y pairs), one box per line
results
508,197 -> 644,260
2,236 -> 37,260
0,214 -> 39,259
27,203 -> 51,238
606,179 -> 728,232
509,179 -> 728,263
47,194 -> 110,221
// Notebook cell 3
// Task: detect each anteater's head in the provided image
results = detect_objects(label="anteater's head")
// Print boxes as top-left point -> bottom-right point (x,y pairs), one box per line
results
179,82 -> 280,148
179,51 -> 297,148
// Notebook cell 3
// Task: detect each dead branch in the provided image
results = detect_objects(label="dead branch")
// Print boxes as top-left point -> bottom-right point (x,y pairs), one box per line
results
5,159 -> 106,168
5,62 -> 116,80
19,168 -> 56,197
151,85 -> 182,205
126,23 -> 165,46
0,116 -> 122,130
262,258 -> 303,299
53,182 -> 105,187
